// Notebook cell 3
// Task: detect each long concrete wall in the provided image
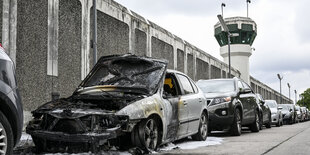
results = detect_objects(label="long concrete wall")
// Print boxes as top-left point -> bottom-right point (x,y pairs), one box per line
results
1,0 -> 292,126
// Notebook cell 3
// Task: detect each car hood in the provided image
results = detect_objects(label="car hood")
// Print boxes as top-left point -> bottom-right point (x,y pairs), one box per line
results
76,54 -> 167,95
203,92 -> 236,99
270,108 -> 278,114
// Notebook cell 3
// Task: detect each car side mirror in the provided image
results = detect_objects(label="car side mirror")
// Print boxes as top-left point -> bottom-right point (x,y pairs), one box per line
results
240,88 -> 251,94
278,106 -> 283,110
289,109 -> 293,112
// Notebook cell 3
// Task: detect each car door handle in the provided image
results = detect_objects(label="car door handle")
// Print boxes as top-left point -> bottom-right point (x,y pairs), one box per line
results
198,98 -> 203,102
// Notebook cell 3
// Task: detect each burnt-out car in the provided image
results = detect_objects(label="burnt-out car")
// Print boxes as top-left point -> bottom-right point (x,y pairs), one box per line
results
26,54 -> 209,153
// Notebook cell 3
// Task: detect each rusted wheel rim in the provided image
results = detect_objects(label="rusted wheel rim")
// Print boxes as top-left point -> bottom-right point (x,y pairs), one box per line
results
0,122 -> 7,155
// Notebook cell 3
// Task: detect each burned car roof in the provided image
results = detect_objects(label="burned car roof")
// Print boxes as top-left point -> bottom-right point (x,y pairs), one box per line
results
76,54 -> 168,95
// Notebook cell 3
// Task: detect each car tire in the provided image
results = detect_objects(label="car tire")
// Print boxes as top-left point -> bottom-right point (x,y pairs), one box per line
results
250,110 -> 260,132
192,112 -> 208,141
266,113 -> 272,128
0,111 -> 13,155
276,116 -> 281,127
132,117 -> 160,152
259,113 -> 263,130
230,108 -> 242,136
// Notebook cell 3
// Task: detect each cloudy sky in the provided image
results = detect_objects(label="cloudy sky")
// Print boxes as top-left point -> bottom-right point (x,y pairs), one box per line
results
115,0 -> 310,101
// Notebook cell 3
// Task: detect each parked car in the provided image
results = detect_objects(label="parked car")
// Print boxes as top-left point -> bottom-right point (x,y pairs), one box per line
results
0,46 -> 23,154
27,54 -> 209,153
300,107 -> 307,122
196,77 -> 260,136
280,104 -> 295,124
255,94 -> 271,129
265,100 -> 283,127
306,108 -> 310,121
295,105 -> 302,122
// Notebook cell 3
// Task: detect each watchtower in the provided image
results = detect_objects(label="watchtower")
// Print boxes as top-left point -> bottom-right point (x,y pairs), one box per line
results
214,17 -> 257,83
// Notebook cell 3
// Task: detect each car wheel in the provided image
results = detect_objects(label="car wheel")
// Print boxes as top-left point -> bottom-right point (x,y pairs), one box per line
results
230,108 -> 242,136
250,110 -> 260,132
192,112 -> 208,141
259,113 -> 263,130
132,117 -> 159,151
266,113 -> 272,128
276,116 -> 281,127
0,111 -> 13,155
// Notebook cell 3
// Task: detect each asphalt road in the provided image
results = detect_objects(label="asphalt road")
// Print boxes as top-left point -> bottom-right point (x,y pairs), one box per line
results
160,121 -> 310,155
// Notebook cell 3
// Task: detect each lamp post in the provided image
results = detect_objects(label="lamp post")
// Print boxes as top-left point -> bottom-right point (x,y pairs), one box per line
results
221,3 -> 226,17
287,83 -> 291,100
92,0 -> 97,66
246,0 -> 251,17
277,74 -> 283,104
294,90 -> 297,104
217,15 -> 239,78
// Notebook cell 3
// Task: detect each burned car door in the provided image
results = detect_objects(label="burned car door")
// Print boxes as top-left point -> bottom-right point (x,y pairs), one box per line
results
175,73 -> 201,137
163,73 -> 183,140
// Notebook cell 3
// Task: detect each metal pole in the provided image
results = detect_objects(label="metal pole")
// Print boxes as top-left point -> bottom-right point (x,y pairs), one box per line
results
228,34 -> 231,78
280,79 -> 282,104
294,90 -> 297,104
93,0 -> 97,66
221,3 -> 226,17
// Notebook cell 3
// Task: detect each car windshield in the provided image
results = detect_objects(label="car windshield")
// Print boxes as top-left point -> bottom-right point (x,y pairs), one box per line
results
80,55 -> 167,94
197,80 -> 235,93
266,101 -> 277,108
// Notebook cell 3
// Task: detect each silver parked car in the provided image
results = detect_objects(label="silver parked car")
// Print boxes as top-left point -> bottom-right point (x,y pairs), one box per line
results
295,105 -> 302,122
27,54 -> 209,153
265,100 -> 283,126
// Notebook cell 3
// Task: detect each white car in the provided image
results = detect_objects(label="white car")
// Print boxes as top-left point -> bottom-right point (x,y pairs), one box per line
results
265,100 -> 283,126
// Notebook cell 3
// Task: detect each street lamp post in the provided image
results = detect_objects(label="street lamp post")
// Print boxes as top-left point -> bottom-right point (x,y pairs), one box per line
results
92,0 -> 97,67
277,74 -> 283,104
221,3 -> 226,17
294,90 -> 297,104
217,15 -> 239,78
287,83 -> 291,100
246,0 -> 251,17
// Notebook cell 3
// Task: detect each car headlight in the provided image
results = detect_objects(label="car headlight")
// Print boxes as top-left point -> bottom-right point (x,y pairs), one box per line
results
211,97 -> 231,105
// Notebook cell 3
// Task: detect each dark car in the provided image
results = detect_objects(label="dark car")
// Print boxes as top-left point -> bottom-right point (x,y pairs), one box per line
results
279,104 -> 295,124
0,46 -> 23,154
26,54 -> 209,153
255,94 -> 271,129
196,77 -> 260,136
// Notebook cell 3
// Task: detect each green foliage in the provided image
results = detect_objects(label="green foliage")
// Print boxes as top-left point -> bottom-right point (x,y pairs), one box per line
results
297,88 -> 310,109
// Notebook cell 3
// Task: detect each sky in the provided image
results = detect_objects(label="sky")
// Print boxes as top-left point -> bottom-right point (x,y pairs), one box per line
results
115,0 -> 310,101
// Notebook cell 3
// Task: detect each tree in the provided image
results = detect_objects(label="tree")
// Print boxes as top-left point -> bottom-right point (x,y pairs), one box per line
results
297,88 -> 310,109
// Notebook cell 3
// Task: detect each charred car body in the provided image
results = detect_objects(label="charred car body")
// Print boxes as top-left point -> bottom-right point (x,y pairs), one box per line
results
26,54 -> 209,153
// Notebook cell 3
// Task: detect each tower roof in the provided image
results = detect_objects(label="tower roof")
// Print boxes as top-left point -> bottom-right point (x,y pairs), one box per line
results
214,16 -> 257,47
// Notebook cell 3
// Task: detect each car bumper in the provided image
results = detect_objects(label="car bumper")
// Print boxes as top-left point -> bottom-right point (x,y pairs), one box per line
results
271,114 -> 280,124
208,102 -> 234,131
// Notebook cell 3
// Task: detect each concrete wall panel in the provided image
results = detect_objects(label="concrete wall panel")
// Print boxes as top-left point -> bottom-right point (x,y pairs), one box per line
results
187,53 -> 194,79
134,28 -> 146,56
196,58 -> 209,80
90,9 -> 129,66
177,49 -> 184,72
16,0 -> 50,110
151,36 -> 174,69
58,0 -> 82,97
